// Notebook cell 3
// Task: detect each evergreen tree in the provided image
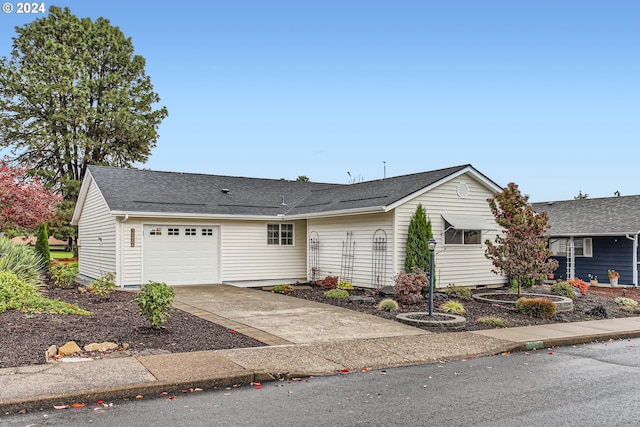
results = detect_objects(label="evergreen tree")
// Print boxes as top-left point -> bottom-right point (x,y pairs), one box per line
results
405,204 -> 433,273
35,222 -> 50,267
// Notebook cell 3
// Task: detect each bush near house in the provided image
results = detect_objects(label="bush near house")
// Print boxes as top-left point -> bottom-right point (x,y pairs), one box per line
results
50,261 -> 78,288
550,282 -> 576,300
515,297 -> 557,319
393,270 -> 427,305
135,281 -> 175,329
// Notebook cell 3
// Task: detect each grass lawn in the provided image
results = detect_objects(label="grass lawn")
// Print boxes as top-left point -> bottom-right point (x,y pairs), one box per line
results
51,251 -> 74,259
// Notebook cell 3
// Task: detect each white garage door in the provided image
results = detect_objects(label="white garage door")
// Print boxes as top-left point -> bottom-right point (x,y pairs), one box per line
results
143,225 -> 220,285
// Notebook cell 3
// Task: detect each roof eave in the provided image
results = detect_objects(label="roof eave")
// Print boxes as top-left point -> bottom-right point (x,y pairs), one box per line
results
110,211 -> 291,221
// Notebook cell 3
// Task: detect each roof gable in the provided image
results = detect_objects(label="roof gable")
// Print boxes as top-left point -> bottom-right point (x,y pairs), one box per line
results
532,196 -> 640,236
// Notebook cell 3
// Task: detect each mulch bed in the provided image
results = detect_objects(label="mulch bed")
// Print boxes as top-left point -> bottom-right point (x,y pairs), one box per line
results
1,279 -> 638,370
283,283 -> 640,332
0,280 -> 265,369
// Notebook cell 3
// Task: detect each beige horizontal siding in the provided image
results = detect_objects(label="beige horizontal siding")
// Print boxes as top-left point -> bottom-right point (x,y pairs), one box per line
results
308,212 -> 394,288
394,173 -> 506,288
77,181 -> 116,281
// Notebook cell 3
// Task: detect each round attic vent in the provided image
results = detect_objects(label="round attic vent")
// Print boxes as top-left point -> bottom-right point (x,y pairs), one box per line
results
457,181 -> 469,198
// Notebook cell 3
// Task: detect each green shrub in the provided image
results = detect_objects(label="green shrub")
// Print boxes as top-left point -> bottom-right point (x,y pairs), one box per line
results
337,281 -> 354,290
271,284 -> 293,294
0,271 -> 90,315
443,284 -> 472,301
476,316 -> 508,328
35,223 -> 50,267
50,262 -> 79,288
440,300 -> 465,314
550,282 -> 576,300
0,237 -> 46,289
614,297 -> 638,311
515,297 -> 557,319
135,281 -> 175,329
323,289 -> 349,299
377,298 -> 399,311
89,272 -> 117,298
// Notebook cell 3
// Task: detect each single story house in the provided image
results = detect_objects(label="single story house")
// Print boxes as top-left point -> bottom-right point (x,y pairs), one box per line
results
11,235 -> 69,251
532,196 -> 640,286
71,164 -> 507,288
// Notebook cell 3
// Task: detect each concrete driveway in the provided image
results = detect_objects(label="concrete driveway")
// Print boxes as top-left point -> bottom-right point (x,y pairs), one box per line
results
172,284 -> 429,345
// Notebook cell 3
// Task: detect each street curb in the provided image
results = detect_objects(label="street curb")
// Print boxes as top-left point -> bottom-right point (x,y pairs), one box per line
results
520,330 -> 640,350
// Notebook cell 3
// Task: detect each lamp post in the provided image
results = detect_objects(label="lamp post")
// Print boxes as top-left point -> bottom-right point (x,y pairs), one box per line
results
428,238 -> 436,317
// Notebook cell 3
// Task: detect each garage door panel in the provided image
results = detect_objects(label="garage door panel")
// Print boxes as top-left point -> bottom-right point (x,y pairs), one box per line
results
143,225 -> 220,285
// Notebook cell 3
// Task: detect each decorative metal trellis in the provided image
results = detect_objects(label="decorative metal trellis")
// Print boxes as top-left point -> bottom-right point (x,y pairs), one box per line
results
309,231 -> 320,282
371,229 -> 388,289
340,231 -> 355,284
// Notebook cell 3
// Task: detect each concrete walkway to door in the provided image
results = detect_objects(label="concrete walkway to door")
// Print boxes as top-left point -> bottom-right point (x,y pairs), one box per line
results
172,284 -> 430,345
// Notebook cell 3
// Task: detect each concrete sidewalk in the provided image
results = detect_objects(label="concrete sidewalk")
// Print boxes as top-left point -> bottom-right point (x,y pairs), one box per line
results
2,284 -> 640,413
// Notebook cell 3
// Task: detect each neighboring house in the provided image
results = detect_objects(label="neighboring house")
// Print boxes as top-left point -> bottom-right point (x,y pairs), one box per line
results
71,164 -> 507,288
11,235 -> 69,251
532,196 -> 640,286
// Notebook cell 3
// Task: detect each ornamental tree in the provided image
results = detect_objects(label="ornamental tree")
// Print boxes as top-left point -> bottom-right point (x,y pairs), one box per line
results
405,204 -> 433,273
485,183 -> 558,294
0,6 -> 168,192
0,160 -> 61,231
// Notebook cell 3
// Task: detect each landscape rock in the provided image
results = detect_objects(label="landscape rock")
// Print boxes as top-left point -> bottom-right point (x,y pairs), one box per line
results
349,295 -> 375,303
45,345 -> 57,363
84,342 -> 119,352
379,286 -> 396,297
58,341 -> 82,356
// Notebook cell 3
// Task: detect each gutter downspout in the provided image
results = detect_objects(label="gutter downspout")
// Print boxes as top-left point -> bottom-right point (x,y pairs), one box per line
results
626,233 -> 639,287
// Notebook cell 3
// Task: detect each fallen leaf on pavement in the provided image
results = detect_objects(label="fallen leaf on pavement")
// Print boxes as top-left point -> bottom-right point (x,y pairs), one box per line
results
71,403 -> 86,408
54,405 -> 69,410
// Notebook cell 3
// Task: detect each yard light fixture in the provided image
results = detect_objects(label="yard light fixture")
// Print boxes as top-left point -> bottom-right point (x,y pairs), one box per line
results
428,238 -> 436,316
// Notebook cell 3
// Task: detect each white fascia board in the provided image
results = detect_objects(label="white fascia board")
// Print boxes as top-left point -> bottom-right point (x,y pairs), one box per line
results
110,211 -> 287,221
286,206 -> 387,220
550,232 -> 638,237
71,171 -> 94,226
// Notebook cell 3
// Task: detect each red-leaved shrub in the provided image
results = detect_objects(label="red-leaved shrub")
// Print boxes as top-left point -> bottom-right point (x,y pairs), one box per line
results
393,270 -> 428,305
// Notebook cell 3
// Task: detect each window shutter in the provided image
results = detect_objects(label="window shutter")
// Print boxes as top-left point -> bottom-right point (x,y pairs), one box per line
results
583,238 -> 593,257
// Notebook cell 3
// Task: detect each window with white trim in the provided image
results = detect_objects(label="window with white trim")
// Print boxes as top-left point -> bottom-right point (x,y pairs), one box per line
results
444,220 -> 481,245
168,228 -> 180,236
202,228 -> 213,236
267,223 -> 294,245
185,228 -> 196,236
149,227 -> 162,236
549,238 -> 593,257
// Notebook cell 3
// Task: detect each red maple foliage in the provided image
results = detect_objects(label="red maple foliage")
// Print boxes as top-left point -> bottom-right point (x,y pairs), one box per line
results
0,160 -> 61,231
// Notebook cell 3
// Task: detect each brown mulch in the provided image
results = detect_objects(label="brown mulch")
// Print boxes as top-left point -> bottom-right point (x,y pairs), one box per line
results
285,283 -> 640,332
0,280 -> 265,369
1,279 -> 638,370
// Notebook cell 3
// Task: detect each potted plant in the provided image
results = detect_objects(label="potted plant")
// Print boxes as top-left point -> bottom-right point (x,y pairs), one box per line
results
588,274 -> 598,285
608,270 -> 620,286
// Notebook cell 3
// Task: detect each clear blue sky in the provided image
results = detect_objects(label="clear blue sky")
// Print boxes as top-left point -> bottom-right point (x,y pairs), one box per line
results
1,1 -> 638,202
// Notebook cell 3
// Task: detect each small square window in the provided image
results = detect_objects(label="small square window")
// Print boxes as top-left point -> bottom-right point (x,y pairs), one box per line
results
185,228 -> 196,236
149,227 -> 162,236
168,228 -> 180,236
267,223 -> 294,245
202,228 -> 213,236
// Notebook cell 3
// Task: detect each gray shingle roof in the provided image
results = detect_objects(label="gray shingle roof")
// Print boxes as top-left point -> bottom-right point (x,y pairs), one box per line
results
532,196 -> 640,236
87,164 -> 478,217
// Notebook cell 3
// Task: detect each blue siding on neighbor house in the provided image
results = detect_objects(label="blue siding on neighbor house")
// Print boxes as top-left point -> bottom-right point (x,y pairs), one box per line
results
551,236 -> 637,284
